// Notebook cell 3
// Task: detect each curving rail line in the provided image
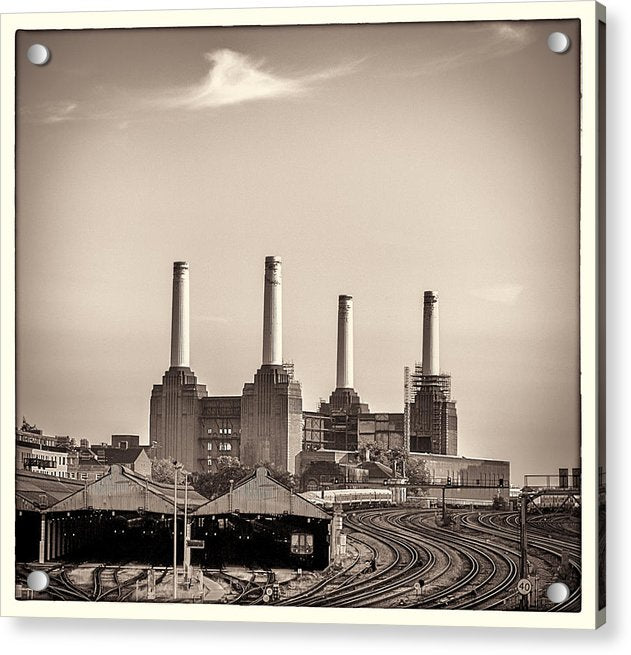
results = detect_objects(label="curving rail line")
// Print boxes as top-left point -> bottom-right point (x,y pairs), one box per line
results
282,507 -> 580,612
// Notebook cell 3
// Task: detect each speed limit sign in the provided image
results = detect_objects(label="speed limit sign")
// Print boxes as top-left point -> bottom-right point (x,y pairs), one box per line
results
517,578 -> 533,595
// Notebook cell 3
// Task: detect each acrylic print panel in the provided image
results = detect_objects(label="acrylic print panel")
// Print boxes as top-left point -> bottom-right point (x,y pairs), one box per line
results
1,2 -> 603,630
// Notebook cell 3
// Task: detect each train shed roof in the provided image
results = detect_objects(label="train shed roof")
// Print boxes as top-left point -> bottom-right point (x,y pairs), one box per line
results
48,464 -> 208,514
358,461 -> 394,479
16,469 -> 84,512
195,467 -> 330,520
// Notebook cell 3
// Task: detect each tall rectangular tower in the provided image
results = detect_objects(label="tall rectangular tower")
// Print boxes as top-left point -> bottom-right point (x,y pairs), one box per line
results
410,291 -> 458,456
240,257 -> 303,473
149,262 -> 207,471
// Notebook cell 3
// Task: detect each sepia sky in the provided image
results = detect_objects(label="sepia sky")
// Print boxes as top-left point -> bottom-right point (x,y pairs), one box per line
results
16,19 -> 581,483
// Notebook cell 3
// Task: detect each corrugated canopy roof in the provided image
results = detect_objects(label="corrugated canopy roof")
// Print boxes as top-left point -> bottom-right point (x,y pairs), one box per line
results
16,470 -> 84,511
195,467 -> 330,520
48,465 -> 208,514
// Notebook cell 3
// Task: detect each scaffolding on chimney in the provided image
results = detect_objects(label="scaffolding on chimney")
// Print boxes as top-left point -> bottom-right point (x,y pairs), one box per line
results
403,366 -> 411,456
408,363 -> 454,454
410,363 -> 452,400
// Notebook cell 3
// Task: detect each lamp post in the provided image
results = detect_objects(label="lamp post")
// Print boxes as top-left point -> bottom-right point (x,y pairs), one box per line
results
173,462 -> 183,600
183,470 -> 191,583
519,493 -> 529,611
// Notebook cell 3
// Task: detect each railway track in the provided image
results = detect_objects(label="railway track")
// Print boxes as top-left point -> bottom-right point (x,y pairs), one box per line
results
293,510 -> 426,608
227,568 -> 276,605
400,511 -> 519,610
17,564 -> 147,602
283,506 -> 580,612
282,509 -> 458,608
16,507 -> 581,611
274,537 -> 372,606
472,511 -> 581,612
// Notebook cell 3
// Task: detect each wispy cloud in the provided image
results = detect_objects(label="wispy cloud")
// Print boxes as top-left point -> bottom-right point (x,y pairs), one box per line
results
155,49 -> 356,110
392,23 -> 536,77
21,101 -> 78,124
21,49 -> 361,125
470,284 -> 525,305
21,98 -> 126,125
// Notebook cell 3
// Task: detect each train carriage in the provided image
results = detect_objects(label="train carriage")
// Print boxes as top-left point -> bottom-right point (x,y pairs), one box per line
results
301,488 -> 395,511
290,532 -> 314,556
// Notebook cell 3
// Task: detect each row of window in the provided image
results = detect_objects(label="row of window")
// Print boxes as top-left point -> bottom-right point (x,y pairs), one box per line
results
19,434 -> 57,447
207,428 -> 235,435
23,451 -> 68,466
67,472 -> 101,480
437,472 -> 504,485
206,442 -> 232,451
37,470 -> 101,481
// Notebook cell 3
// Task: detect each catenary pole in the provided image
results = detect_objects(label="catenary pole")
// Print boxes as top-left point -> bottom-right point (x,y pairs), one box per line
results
173,466 -> 179,600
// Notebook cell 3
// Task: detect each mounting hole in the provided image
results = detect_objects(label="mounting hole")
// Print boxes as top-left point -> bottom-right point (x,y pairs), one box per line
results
27,44 -> 50,65
26,570 -> 49,592
546,581 -> 570,603
547,32 -> 571,54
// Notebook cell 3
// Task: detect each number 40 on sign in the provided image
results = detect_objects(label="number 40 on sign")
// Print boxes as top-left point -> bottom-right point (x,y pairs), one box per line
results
517,578 -> 533,595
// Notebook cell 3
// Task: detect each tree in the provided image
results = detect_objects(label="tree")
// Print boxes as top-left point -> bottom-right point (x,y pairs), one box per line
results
256,462 -> 299,490
191,458 -> 297,500
406,458 -> 431,491
359,446 -> 409,476
192,458 -> 250,500
360,444 -> 431,483
151,458 -> 178,484
381,446 -> 408,475
216,455 -> 241,469
360,442 -> 384,463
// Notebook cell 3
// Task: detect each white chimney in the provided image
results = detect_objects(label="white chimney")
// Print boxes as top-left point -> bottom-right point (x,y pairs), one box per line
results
422,290 -> 439,375
336,295 -> 354,388
170,261 -> 190,368
262,256 -> 282,366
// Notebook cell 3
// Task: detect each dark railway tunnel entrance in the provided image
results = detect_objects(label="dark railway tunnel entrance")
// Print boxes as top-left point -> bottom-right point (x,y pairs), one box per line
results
18,509 -> 187,565
17,466 -> 333,570
16,510 -> 41,563
193,467 -> 332,570
191,514 -> 330,570
50,511 -> 185,565
17,465 -> 208,565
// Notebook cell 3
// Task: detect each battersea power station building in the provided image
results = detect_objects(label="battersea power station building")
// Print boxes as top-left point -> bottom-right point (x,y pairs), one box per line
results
150,258 -> 302,475
149,258 -> 509,496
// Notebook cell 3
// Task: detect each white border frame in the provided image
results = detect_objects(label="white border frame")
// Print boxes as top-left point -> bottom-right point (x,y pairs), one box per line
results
0,1 -> 605,629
